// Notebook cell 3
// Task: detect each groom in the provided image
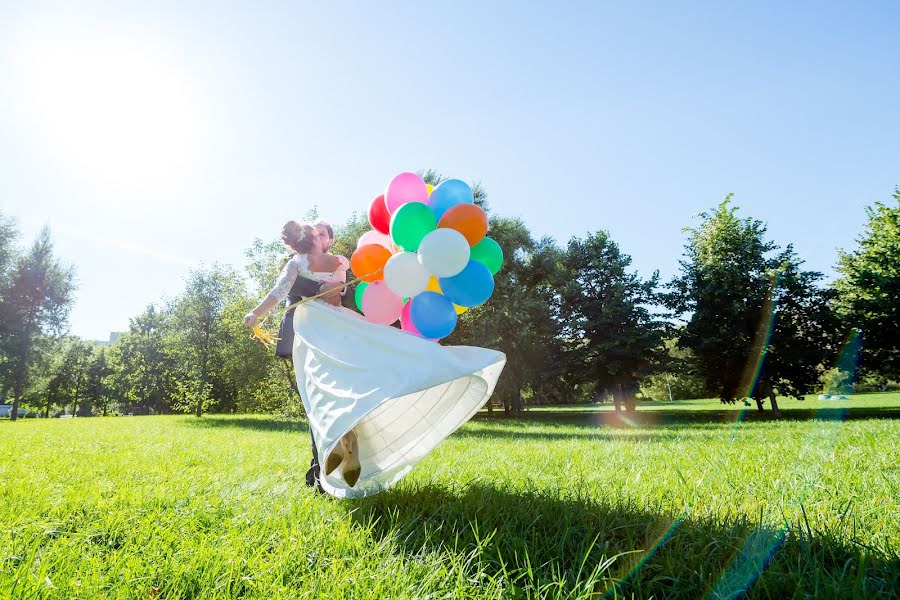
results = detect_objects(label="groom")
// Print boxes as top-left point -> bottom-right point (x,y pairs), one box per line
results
274,220 -> 343,493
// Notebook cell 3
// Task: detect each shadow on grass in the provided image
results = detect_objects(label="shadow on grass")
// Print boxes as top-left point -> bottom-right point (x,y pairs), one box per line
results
474,405 -> 900,427
185,415 -> 690,443
348,483 -> 899,599
183,404 -> 900,444
185,416 -> 312,434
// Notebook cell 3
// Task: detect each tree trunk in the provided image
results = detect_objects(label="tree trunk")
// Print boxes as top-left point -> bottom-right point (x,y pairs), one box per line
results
769,391 -> 782,418
195,360 -> 207,418
625,395 -> 636,413
10,378 -> 22,422
71,369 -> 85,417
611,384 -> 623,414
45,388 -> 53,419
486,400 -> 494,414
754,398 -> 765,412
511,387 -> 523,414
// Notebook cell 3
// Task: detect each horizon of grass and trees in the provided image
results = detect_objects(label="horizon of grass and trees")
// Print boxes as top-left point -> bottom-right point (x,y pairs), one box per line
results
1,179 -> 899,421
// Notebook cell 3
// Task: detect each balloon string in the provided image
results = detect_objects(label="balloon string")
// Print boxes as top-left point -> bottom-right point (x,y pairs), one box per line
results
251,268 -> 383,348
282,268 -> 382,312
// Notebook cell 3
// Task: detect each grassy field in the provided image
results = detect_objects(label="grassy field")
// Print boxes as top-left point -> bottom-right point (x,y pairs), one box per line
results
2,395 -> 899,599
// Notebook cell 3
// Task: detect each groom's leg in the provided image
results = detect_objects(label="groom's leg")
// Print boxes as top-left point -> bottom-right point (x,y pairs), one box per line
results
305,429 -> 323,491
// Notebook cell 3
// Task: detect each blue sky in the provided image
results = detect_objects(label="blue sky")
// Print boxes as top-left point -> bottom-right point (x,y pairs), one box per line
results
1,1 -> 898,340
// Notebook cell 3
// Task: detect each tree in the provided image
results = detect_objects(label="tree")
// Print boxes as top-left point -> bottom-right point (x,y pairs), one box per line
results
448,217 -> 567,413
111,305 -> 177,414
0,227 -> 75,421
639,337 -> 710,401
168,265 -> 243,417
0,212 -> 20,401
84,347 -> 115,416
668,197 -> 837,415
754,250 -> 839,411
41,339 -> 93,417
558,231 -> 667,412
833,189 -> 900,380
0,211 -> 18,286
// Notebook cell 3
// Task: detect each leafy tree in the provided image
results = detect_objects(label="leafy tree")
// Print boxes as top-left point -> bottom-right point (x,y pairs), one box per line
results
754,250 -> 839,412
168,265 -> 243,416
669,197 -> 838,414
244,238 -> 288,300
833,189 -> 900,380
111,305 -> 177,414
449,217 -> 566,413
220,295 -> 297,413
0,228 -> 75,420
46,339 -> 93,416
558,231 -> 667,412
639,338 -> 710,401
84,347 -> 115,416
0,211 -> 18,287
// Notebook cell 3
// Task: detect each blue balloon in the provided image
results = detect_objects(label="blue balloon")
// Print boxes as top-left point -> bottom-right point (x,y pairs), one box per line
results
410,291 -> 458,339
439,260 -> 494,307
428,179 -> 474,220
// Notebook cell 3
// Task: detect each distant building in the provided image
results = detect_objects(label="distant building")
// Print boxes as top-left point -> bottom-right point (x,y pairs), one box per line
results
92,331 -> 124,346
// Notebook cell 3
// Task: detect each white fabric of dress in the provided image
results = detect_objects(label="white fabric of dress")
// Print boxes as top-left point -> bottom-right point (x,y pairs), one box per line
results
272,252 -> 507,498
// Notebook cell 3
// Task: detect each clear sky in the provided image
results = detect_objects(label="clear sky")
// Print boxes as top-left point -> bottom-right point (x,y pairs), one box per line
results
1,1 -> 898,341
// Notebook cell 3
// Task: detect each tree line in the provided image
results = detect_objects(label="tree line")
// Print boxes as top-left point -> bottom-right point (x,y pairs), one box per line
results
2,179 -> 898,421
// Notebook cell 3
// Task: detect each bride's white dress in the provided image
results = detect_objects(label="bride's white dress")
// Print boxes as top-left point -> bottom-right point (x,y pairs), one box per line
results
271,254 -> 507,498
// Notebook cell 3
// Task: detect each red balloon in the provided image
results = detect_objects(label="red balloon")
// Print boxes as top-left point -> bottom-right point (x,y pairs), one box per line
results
368,194 -> 391,234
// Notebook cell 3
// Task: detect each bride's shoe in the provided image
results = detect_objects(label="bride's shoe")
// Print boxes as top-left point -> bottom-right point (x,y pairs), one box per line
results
324,445 -> 344,476
340,430 -> 361,487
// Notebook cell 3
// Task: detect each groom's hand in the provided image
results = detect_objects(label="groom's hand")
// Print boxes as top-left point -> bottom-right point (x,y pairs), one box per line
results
319,281 -> 343,306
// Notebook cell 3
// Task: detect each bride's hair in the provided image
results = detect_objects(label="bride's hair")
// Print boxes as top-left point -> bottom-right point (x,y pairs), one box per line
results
281,220 -> 317,254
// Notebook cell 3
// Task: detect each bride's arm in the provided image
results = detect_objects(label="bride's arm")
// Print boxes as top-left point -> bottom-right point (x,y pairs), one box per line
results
243,257 -> 299,326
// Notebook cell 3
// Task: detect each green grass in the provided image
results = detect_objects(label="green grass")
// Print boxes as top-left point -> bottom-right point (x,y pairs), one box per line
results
523,391 -> 900,413
2,396 -> 899,599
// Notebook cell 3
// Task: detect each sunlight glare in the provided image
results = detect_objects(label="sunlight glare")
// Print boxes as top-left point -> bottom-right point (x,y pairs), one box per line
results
15,34 -> 204,193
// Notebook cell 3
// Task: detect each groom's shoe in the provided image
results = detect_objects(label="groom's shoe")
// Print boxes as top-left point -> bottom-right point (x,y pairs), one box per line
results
340,430 -> 361,487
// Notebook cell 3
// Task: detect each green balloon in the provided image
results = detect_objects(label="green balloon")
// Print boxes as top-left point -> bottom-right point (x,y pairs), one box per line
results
354,281 -> 369,312
470,237 -> 504,275
390,202 -> 437,252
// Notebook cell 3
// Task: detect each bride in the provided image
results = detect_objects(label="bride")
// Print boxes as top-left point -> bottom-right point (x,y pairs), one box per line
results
244,220 -> 506,498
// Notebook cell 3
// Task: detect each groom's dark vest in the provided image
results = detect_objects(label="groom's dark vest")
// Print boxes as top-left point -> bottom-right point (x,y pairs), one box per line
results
274,269 -> 323,358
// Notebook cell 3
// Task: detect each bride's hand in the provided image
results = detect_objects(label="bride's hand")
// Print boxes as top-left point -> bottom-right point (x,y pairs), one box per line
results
243,312 -> 259,327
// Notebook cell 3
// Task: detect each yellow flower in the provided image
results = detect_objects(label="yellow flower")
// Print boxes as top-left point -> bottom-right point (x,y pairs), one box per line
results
251,326 -> 280,347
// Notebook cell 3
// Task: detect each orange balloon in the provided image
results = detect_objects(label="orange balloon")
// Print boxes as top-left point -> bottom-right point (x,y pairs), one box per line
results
351,244 -> 392,282
437,203 -> 487,246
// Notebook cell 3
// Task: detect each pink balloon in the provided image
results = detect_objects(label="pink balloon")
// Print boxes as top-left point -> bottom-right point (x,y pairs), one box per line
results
400,300 -> 438,342
357,230 -> 394,251
385,172 -> 428,214
361,280 -> 403,325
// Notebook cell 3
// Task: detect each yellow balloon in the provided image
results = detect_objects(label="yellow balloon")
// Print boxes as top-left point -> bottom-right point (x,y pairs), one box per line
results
426,183 -> 434,196
425,275 -> 467,313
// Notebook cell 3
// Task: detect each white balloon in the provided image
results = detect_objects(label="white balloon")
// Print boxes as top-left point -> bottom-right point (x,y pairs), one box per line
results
383,252 -> 430,298
357,230 -> 394,251
418,228 -> 470,278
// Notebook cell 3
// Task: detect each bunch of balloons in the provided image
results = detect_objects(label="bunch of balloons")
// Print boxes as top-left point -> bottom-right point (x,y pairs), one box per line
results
350,172 -> 504,340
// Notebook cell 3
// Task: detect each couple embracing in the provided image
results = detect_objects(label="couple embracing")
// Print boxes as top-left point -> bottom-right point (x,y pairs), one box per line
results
244,219 -> 506,499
